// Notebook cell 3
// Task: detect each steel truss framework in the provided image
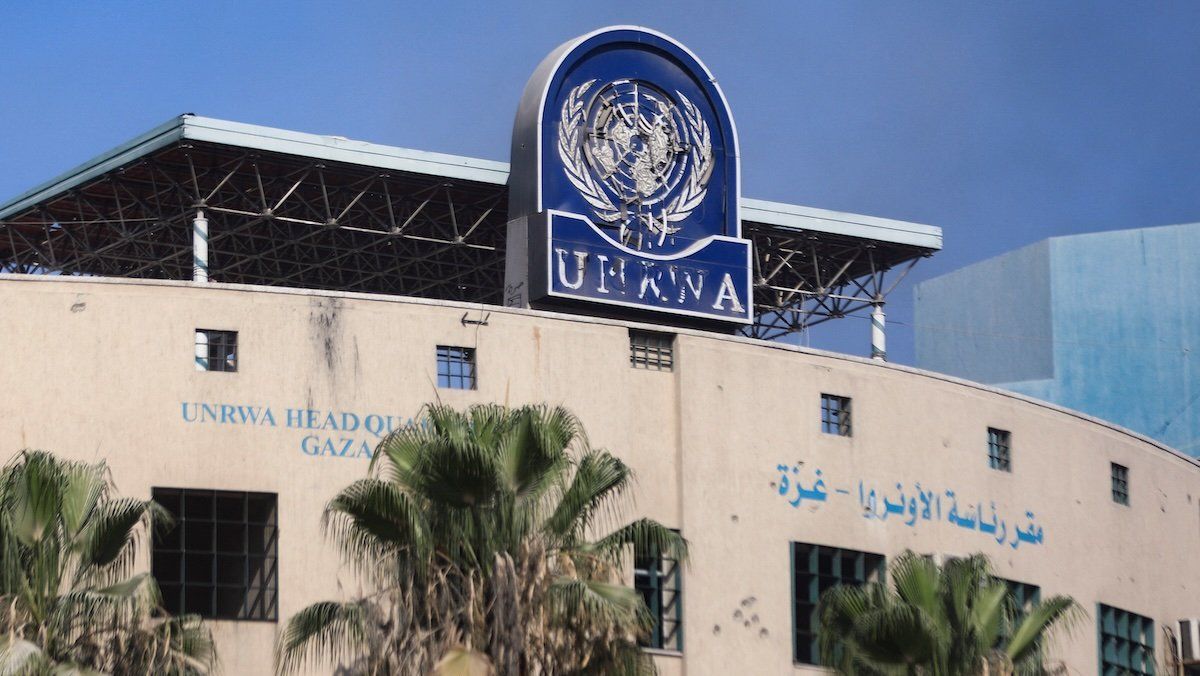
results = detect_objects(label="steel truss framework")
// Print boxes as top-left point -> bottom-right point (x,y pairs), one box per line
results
0,140 -> 932,339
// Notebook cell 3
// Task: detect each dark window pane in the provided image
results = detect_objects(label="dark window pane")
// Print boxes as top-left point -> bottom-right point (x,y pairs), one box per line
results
215,587 -> 245,618
156,490 -> 182,516
215,555 -> 245,585
184,493 -> 213,520
153,551 -> 182,583
151,487 -> 278,621
248,526 -> 276,555
215,494 -> 244,521
184,554 -> 213,584
215,523 -> 245,554
158,523 -> 183,551
246,494 -> 276,524
186,522 -> 214,551
160,584 -> 183,615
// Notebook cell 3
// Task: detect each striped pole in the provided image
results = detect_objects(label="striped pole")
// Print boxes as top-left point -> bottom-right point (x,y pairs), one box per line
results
870,302 -> 886,361
192,209 -> 209,283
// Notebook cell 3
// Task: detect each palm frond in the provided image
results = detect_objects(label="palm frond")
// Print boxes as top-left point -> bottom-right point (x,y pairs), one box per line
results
1006,595 -> 1083,666
275,600 -> 369,675
544,450 -> 632,541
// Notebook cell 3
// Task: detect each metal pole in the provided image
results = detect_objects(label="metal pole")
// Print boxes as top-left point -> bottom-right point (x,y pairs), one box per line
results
192,208 -> 209,283
870,301 -> 886,361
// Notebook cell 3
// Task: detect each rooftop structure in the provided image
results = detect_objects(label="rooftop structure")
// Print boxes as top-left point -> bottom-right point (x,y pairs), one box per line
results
0,114 -> 940,341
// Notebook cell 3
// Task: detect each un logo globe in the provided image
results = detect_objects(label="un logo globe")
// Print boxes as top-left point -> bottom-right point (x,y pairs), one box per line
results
558,78 -> 713,251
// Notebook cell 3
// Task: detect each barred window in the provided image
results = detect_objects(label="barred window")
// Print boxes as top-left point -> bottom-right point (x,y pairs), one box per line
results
634,537 -> 682,651
1111,463 -> 1129,505
152,489 -> 278,621
195,329 -> 237,372
996,578 -> 1040,646
792,543 -> 884,665
988,428 -> 1012,472
820,394 -> 852,436
630,330 -> 674,371
1099,604 -> 1155,676
437,345 -> 476,390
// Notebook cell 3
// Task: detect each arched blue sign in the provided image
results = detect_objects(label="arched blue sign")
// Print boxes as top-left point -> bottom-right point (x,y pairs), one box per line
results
506,26 -> 753,324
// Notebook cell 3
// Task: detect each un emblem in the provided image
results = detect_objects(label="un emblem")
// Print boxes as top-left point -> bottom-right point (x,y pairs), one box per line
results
558,78 -> 713,251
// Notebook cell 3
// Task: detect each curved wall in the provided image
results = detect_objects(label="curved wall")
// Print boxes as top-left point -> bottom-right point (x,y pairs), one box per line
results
0,275 -> 1196,675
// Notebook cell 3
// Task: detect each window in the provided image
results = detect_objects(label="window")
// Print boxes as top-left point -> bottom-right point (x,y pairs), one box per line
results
436,345 -> 476,390
152,489 -> 278,621
1111,463 -> 1129,505
629,330 -> 674,371
820,394 -> 852,436
792,543 -> 884,665
988,428 -> 1012,472
1099,604 -> 1155,676
996,578 -> 1040,646
634,538 -> 682,651
195,329 -> 237,372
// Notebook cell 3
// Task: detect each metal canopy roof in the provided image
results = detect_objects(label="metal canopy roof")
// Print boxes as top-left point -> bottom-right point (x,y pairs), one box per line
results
0,115 -> 941,339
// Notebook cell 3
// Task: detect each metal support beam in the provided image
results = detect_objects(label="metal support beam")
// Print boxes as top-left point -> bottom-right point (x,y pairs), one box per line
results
192,208 -> 209,282
870,301 -> 886,361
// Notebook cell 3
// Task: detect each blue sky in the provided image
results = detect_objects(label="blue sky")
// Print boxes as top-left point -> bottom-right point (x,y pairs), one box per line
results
3,1 -> 1199,363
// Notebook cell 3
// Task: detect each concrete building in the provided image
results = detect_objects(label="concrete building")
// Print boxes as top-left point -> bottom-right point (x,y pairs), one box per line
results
914,223 -> 1200,456
1,26 -> 1197,676
1,275 -> 1197,675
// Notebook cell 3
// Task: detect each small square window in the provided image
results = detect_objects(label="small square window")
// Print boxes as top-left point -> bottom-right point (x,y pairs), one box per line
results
630,330 -> 674,371
634,532 -> 682,651
1111,463 -> 1129,505
437,345 -> 477,390
820,394 -> 852,436
988,428 -> 1011,472
152,488 -> 278,621
195,329 -> 237,372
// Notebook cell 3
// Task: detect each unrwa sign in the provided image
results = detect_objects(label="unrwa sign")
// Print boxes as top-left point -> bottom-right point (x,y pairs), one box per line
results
505,27 -> 752,324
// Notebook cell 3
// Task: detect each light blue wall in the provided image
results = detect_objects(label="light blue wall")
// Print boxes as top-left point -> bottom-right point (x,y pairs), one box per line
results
914,239 -> 1054,385
915,223 -> 1200,456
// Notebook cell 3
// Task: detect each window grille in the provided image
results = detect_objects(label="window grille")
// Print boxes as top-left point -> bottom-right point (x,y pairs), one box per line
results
152,488 -> 278,621
988,428 -> 1012,472
634,539 -> 683,651
630,330 -> 675,371
996,578 -> 1040,646
1099,604 -> 1155,676
791,543 -> 884,665
820,394 -> 852,436
1111,463 -> 1130,505
436,345 -> 477,390
195,329 -> 237,372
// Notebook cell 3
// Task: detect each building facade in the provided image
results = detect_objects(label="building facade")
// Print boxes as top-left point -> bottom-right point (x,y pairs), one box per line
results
2,25 -> 1198,676
914,223 -> 1200,456
1,274 -> 1197,674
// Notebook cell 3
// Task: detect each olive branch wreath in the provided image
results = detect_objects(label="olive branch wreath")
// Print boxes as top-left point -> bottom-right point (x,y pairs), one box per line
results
557,80 -> 714,243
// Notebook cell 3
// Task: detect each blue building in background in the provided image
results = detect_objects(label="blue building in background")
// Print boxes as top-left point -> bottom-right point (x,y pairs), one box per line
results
915,222 -> 1200,456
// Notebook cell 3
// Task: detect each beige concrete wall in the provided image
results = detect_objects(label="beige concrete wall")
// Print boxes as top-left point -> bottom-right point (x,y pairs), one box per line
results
0,275 -> 1196,675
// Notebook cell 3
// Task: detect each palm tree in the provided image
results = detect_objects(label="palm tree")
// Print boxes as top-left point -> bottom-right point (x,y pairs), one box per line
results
818,551 -> 1081,676
0,450 -> 216,674
276,403 -> 685,675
